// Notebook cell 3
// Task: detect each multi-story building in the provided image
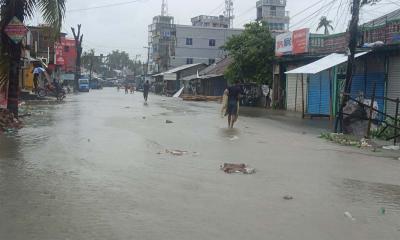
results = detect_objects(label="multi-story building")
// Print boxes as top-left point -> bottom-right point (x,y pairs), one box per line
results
148,15 -> 242,73
191,15 -> 230,28
256,0 -> 290,37
148,15 -> 176,73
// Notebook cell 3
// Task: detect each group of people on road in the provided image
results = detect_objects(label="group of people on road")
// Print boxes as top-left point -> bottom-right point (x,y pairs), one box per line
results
118,81 -> 151,103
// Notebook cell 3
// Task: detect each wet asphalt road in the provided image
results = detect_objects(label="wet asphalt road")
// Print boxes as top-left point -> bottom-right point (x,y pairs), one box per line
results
1,88 -> 400,240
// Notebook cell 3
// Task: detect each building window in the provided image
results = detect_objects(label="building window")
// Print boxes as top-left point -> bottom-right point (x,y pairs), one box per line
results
209,39 -> 216,47
187,58 -> 193,64
64,46 -> 69,52
186,38 -> 193,45
209,59 -> 215,65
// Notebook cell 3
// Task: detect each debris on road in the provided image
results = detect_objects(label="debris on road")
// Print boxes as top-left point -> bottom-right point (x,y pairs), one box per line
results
344,211 -> 356,221
229,136 -> 239,141
380,207 -> 386,215
0,109 -> 23,133
320,133 -> 378,149
221,163 -> 255,174
166,120 -> 173,124
166,149 -> 188,156
283,195 -> 294,200
382,145 -> 400,151
181,94 -> 222,102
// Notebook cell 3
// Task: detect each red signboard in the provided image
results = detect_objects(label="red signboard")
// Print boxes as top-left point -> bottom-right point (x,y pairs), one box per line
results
0,84 -> 8,109
4,17 -> 28,44
54,37 -> 77,72
292,28 -> 310,55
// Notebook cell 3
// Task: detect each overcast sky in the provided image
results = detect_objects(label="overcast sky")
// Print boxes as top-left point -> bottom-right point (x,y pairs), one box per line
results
30,0 -> 399,60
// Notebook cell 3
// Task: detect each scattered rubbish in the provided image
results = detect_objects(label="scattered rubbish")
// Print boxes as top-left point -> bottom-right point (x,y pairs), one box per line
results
166,149 -> 188,156
181,94 -> 221,102
382,145 -> 400,151
229,136 -> 239,141
380,207 -> 386,215
220,163 -> 256,174
192,152 -> 200,156
283,195 -> 294,200
0,109 -> 23,133
124,106 -> 131,109
166,120 -> 173,124
142,116 -> 146,119
360,138 -> 372,148
344,211 -> 356,221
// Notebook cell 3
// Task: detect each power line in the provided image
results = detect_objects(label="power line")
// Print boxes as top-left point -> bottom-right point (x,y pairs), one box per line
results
290,0 -> 337,29
67,0 -> 148,13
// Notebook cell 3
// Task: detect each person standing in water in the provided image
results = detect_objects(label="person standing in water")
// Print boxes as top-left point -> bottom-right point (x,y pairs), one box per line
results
227,80 -> 243,129
143,80 -> 150,102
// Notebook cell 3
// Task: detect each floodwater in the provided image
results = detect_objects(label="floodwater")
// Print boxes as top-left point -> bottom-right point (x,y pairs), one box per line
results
1,88 -> 400,240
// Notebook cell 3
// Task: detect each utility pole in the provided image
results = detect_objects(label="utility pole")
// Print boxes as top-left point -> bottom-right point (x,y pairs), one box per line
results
144,46 -> 150,77
71,24 -> 83,92
338,0 -> 361,132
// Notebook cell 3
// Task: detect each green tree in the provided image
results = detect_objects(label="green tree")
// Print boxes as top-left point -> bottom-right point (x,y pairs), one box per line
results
317,16 -> 333,35
82,49 -> 102,80
0,0 -> 66,116
222,21 -> 275,85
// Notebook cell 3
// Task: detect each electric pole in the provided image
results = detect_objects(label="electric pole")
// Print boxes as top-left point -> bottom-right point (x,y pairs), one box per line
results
71,24 -> 83,92
338,0 -> 361,132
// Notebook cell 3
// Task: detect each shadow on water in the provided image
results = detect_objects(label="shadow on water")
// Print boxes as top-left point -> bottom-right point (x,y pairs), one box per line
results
341,178 -> 400,210
219,128 -> 240,139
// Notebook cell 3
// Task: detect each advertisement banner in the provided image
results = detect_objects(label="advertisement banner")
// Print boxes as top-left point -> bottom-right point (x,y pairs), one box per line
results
55,38 -> 65,65
275,32 -> 292,56
292,28 -> 310,55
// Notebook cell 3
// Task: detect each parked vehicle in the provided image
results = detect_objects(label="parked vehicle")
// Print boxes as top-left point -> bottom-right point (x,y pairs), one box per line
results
37,83 -> 66,101
79,78 -> 90,92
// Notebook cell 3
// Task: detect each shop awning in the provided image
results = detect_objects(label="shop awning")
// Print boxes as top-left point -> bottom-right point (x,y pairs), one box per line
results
285,52 -> 369,75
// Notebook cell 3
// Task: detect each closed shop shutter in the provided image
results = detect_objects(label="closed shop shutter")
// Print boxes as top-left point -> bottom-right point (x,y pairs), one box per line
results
352,72 -> 385,117
307,70 -> 330,115
387,56 -> 400,116
286,73 -> 307,112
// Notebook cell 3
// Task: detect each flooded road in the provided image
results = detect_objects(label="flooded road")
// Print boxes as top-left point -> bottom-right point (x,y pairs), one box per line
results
1,88 -> 400,240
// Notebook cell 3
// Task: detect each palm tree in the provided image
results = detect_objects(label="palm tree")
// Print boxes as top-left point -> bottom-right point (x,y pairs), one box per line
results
317,16 -> 334,35
0,0 -> 66,117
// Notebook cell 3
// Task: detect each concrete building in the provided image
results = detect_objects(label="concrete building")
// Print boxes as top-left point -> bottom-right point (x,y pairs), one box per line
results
191,15 -> 230,28
171,24 -> 242,67
148,15 -> 242,73
256,0 -> 290,37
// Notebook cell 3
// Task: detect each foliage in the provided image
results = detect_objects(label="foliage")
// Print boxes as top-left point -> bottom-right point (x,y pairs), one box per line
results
105,50 -> 143,76
0,0 -> 66,105
222,21 -> 275,85
81,49 -> 103,74
371,118 -> 400,140
317,16 -> 333,35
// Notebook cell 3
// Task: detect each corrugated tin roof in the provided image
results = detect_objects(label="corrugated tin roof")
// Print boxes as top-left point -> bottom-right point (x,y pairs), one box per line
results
152,63 -> 206,77
285,52 -> 369,75
362,9 -> 400,28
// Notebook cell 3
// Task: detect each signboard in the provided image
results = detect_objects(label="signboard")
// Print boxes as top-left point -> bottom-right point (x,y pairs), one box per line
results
4,17 -> 28,44
275,32 -> 292,56
292,28 -> 310,55
275,28 -> 310,56
164,73 -> 177,81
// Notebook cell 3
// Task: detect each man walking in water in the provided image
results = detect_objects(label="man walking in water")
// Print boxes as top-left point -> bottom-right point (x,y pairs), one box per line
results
227,80 -> 242,128
143,80 -> 150,102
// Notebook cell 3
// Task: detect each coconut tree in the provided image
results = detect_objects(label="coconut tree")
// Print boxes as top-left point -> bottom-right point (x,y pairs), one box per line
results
0,0 -> 66,117
317,16 -> 334,35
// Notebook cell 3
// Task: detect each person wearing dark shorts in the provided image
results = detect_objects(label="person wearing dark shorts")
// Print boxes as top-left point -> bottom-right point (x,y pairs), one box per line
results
143,80 -> 150,102
227,80 -> 243,128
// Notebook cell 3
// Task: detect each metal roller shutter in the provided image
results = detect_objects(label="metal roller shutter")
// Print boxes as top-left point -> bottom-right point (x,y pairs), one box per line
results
307,70 -> 330,115
286,73 -> 307,112
387,57 -> 400,116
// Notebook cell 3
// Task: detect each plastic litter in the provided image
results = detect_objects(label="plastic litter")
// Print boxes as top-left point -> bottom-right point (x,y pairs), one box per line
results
221,163 -> 256,174
382,145 -> 400,151
229,136 -> 239,141
166,120 -> 173,124
344,211 -> 356,221
380,207 -> 386,215
283,195 -> 294,200
166,149 -> 188,156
